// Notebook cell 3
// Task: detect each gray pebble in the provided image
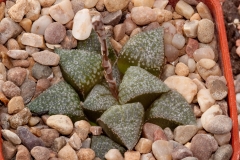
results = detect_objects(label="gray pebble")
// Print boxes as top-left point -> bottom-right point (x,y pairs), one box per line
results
32,63 -> 52,80
44,22 -> 66,44
17,126 -> 45,151
20,79 -> 36,104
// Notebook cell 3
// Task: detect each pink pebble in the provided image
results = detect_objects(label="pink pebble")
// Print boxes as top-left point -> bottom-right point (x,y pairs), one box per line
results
236,46 -> 240,57
236,39 -> 240,47
186,38 -> 199,58
238,24 -> 240,30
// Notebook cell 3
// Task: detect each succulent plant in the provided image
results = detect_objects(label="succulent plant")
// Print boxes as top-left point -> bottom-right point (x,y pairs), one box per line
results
83,84 -> 119,122
117,27 -> 165,77
97,102 -> 144,150
145,90 -> 196,130
118,66 -> 169,109
27,81 -> 85,122
55,48 -> 103,98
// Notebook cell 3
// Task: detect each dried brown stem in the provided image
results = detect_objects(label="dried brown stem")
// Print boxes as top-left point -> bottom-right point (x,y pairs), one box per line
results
92,16 -> 118,100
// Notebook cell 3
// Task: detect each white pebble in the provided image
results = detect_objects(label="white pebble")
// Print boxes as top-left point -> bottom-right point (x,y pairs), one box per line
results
172,33 -> 185,49
72,9 -> 92,40
31,15 -> 53,35
49,0 -> 74,24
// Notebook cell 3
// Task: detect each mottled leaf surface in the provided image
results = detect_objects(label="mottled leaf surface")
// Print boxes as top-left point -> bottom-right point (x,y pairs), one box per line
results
91,135 -> 126,160
55,48 -> 103,97
145,90 -> 196,129
83,84 -> 119,122
77,30 -> 101,53
117,28 -> 165,76
27,81 -> 84,122
97,102 -> 144,150
118,66 -> 169,109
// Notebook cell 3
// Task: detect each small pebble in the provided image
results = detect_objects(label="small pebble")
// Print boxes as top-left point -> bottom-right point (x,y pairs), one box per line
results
40,129 -> 60,147
2,140 -> 17,160
81,138 -> 91,148
214,132 -> 231,146
172,33 -> 186,49
196,61 -> 222,80
164,44 -> 179,62
7,96 -> 25,114
16,145 -> 31,160
131,6 -> 157,26
114,23 -> 126,41
196,2 -> 213,21
49,0 -> 74,24
31,15 -> 53,35
17,126 -> 45,151
21,33 -> 45,48
25,0 -> 41,21
140,152 -> 156,160
209,79 -> 228,100
72,9 -> 93,41
175,0 -> 194,19
58,144 -> 78,160
0,18 -> 23,44
32,63 -> 52,80
12,60 -> 30,68
2,81 -> 21,99
197,19 -> 214,43
102,10 -> 122,26
1,129 -> 21,145
183,20 -> 199,38
104,0 -> 130,12
171,145 -> 193,160
90,126 -> 103,135
7,50 -> 28,60
32,50 -> 60,66
44,22 -> 66,44
39,0 -> 56,7
19,18 -> 32,33
28,117 -> 41,126
135,138 -> 153,154
186,38 -> 199,58
8,0 -> 27,22
152,140 -> 173,160
46,115 -> 73,135
52,136 -> 67,153
68,133 -> 82,150
164,75 -> 197,103
7,67 -> 27,86
20,79 -> 36,104
142,123 -> 168,141
197,89 -> 215,112
124,151 -> 141,160
6,38 -> 20,50
203,115 -> 232,134
124,17 -> 138,35
174,125 -> 198,144
105,149 -> 124,160
77,148 -> 96,160
213,144 -> 233,160
175,62 -> 189,76
30,146 -> 51,160
9,107 -> 32,129
190,134 -> 218,160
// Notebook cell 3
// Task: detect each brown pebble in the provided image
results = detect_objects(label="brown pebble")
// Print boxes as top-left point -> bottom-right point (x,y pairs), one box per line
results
77,148 -> 95,160
16,145 -> 31,160
44,22 -> 66,44
12,60 -> 30,68
7,67 -> 27,86
32,50 -> 60,66
2,81 -> 21,99
6,38 -> 20,50
124,17 -> 138,35
114,23 -> 126,41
